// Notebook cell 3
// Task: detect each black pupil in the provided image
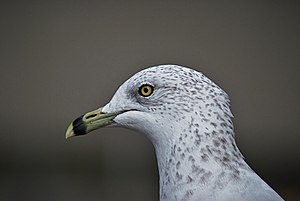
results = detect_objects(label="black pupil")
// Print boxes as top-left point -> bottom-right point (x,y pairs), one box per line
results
143,87 -> 149,93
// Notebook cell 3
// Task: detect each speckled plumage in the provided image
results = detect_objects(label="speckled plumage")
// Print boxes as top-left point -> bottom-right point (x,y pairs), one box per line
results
99,65 -> 283,201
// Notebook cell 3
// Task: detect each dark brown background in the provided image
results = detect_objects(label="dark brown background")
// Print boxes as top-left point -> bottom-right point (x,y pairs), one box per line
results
1,1 -> 299,200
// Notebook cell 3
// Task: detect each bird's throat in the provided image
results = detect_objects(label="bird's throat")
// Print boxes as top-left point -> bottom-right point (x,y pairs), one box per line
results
152,123 -> 246,201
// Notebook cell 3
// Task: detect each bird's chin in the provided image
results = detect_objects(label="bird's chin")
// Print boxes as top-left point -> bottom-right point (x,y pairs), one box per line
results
113,110 -> 155,131
113,110 -> 144,126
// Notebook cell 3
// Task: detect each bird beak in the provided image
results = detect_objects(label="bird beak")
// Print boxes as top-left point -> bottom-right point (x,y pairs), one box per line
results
65,107 -> 123,139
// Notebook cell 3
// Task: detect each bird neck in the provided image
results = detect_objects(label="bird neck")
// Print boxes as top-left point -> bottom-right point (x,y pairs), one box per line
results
153,112 -> 247,201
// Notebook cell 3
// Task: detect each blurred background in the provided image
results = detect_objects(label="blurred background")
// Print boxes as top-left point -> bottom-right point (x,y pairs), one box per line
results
0,1 -> 299,200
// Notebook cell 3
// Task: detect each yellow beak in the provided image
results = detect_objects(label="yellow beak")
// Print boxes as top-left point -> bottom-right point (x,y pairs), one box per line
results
65,107 -> 123,139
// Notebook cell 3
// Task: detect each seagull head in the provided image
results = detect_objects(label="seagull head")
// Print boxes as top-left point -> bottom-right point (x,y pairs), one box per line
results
66,64 -> 231,145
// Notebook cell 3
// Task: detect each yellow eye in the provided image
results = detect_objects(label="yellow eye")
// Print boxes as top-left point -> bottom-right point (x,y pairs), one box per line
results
139,84 -> 154,97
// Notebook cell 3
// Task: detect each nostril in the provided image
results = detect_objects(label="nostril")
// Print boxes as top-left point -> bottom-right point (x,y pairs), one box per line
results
86,113 -> 97,119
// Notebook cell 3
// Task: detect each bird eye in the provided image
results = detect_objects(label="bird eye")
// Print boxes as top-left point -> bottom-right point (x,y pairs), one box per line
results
139,84 -> 154,97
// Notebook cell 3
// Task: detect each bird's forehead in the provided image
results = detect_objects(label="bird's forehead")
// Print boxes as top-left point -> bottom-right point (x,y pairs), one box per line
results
127,65 -> 204,87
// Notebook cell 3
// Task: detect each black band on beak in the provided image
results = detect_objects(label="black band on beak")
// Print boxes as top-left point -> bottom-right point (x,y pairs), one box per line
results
72,115 -> 87,136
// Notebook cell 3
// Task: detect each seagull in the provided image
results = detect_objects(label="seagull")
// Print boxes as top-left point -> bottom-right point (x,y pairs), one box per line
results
66,64 -> 284,201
